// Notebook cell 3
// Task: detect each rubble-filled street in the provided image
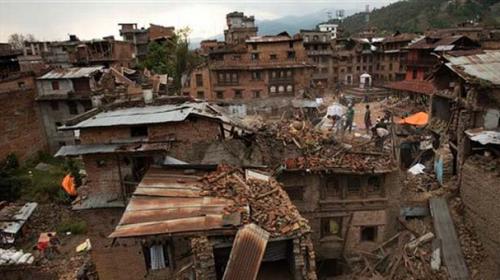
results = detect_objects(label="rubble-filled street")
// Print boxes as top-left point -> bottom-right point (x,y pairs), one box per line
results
1,1 -> 500,279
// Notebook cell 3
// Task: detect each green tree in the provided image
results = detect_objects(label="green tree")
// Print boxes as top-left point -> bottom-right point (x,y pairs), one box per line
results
141,27 -> 203,93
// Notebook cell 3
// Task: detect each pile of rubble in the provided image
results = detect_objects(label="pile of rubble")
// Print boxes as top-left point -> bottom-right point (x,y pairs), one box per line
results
256,119 -> 396,172
198,166 -> 310,237
190,236 -> 216,280
347,221 -> 448,280
449,197 -> 489,279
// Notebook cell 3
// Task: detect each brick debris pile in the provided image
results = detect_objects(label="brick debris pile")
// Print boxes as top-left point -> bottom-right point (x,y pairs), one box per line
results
256,119 -> 395,172
198,165 -> 311,237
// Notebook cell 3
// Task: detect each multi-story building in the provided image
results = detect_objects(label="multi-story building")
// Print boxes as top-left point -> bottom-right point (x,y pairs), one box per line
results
383,34 -> 481,118
118,23 -> 175,62
224,11 -> 258,45
318,19 -> 342,40
184,12 -> 313,101
21,35 -> 135,69
300,29 -> 334,89
330,33 -> 416,88
36,66 -> 103,152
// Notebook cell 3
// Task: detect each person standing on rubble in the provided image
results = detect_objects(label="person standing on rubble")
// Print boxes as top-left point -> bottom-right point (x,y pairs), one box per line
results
372,119 -> 390,151
364,105 -> 372,134
344,104 -> 355,133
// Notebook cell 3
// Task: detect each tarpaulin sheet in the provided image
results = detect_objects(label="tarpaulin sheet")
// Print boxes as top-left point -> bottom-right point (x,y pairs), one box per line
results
61,174 -> 77,196
398,112 -> 429,126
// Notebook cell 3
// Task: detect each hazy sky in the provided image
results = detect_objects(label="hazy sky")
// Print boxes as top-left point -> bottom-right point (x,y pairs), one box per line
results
0,0 -> 398,42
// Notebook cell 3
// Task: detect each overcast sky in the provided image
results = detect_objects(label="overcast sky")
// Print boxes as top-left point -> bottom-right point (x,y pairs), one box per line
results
0,0 -> 398,42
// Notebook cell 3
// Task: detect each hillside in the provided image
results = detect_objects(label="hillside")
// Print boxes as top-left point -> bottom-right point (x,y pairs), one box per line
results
342,0 -> 500,35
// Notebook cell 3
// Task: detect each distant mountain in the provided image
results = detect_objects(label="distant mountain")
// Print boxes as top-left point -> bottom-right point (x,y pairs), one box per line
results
342,0 -> 500,35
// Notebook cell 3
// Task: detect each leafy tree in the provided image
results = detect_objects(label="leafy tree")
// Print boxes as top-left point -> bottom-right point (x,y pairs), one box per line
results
141,27 -> 203,93
8,33 -> 36,50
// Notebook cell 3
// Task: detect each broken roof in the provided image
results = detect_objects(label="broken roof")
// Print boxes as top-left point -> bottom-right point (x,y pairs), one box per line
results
384,80 -> 436,95
37,66 -> 104,80
55,142 -> 171,157
0,202 -> 38,244
109,166 -> 310,239
443,50 -> 500,86
63,102 -> 230,129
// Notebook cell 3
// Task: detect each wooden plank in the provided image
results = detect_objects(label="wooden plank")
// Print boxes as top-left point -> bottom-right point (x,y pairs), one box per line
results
429,198 -> 469,280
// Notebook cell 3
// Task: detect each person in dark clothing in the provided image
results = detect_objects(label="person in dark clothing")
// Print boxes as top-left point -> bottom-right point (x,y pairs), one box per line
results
343,105 -> 355,133
364,105 -> 372,134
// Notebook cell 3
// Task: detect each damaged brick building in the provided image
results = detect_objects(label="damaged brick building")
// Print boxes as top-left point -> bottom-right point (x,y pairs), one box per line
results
108,166 -> 317,280
0,44 -> 48,161
428,50 -> 500,276
118,23 -> 175,62
22,35 -> 135,69
36,66 -> 103,152
203,118 -> 400,277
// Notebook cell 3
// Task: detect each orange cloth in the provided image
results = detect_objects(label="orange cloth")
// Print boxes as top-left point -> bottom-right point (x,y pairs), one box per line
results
398,112 -> 429,126
61,174 -> 77,196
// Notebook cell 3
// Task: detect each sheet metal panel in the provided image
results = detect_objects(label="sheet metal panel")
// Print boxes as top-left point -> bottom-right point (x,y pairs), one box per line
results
222,224 -> 270,280
119,206 -> 228,225
444,50 -> 500,85
109,215 -> 225,238
38,66 -> 104,79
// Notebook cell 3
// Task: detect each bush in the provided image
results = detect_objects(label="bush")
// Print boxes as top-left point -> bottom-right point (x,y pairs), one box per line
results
57,220 -> 88,235
0,154 -> 23,201
20,169 -> 69,203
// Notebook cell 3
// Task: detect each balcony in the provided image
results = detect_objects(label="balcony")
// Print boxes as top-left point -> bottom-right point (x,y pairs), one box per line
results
269,77 -> 294,84
209,58 -> 312,70
405,57 -> 437,67
307,50 -> 333,56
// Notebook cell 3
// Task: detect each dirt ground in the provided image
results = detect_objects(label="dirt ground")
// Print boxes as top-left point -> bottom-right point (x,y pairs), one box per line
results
12,203 -> 97,279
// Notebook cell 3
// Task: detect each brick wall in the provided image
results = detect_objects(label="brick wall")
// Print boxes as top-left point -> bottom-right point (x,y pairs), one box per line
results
0,81 -> 48,162
461,161 -> 500,273
82,154 -> 123,195
80,209 -> 147,280
80,117 -> 222,162
278,170 -> 400,260
0,75 -> 35,94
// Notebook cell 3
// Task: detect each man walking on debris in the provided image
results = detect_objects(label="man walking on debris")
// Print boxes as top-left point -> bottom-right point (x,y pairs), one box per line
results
364,104 -> 372,134
344,104 -> 355,133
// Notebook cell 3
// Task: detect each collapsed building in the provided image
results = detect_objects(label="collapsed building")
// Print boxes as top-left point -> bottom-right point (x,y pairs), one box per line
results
118,23 -> 175,63
428,50 -> 500,275
108,165 -> 317,279
251,119 -> 401,277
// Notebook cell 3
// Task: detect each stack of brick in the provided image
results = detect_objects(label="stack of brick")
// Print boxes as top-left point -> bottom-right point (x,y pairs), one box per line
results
198,166 -> 311,237
256,119 -> 396,172
190,236 -> 216,280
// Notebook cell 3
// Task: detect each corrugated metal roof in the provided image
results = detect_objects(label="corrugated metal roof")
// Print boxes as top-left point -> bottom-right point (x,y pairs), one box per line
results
109,168 -> 239,238
37,66 -> 104,80
465,128 -> 500,145
222,224 -> 270,280
444,50 -> 500,85
434,45 -> 455,52
0,202 -> 37,244
55,143 -> 171,157
66,102 -> 225,129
